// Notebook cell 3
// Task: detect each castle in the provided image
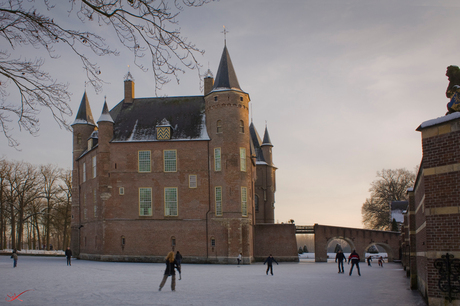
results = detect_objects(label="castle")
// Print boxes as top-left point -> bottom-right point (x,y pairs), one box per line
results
70,44 -> 298,263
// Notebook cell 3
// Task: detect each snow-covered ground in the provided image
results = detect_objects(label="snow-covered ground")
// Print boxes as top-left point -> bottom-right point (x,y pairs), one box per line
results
299,252 -> 388,261
0,256 -> 425,306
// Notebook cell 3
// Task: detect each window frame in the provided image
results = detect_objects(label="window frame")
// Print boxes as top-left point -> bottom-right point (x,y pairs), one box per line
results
241,187 -> 248,217
164,187 -> 178,216
92,155 -> 97,178
240,147 -> 246,172
189,175 -> 197,188
215,186 -> 222,216
82,163 -> 86,183
138,150 -> 151,173
214,148 -> 221,172
163,150 -> 177,172
216,120 -> 222,133
139,187 -> 153,216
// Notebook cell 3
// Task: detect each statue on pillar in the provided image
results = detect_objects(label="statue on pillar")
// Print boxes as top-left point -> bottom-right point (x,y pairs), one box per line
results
445,65 -> 460,114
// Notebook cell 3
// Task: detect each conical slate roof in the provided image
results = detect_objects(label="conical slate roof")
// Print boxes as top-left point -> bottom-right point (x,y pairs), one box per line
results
249,122 -> 265,163
97,101 -> 114,123
72,92 -> 96,126
211,45 -> 242,92
262,126 -> 273,146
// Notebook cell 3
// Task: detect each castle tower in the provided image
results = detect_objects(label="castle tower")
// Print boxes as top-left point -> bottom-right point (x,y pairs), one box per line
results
261,126 -> 276,223
70,92 -> 96,256
205,45 -> 254,262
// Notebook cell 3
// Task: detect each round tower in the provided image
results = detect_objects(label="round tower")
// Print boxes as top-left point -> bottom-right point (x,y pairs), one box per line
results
205,45 -> 253,262
70,92 -> 96,257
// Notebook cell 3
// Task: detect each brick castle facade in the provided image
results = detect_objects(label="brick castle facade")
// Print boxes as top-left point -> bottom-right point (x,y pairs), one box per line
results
70,45 -> 298,263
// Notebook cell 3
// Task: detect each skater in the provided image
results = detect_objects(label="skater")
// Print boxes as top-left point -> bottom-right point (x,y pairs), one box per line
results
348,250 -> 361,276
335,250 -> 346,273
175,251 -> 182,280
263,254 -> 278,275
378,256 -> 384,267
159,251 -> 178,291
11,249 -> 18,268
237,253 -> 242,265
367,256 -> 372,266
65,247 -> 72,266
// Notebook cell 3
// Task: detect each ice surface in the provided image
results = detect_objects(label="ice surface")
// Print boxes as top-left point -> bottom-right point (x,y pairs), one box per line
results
0,255 -> 426,306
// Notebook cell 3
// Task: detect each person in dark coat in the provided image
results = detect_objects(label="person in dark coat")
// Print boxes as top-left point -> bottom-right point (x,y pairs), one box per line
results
348,250 -> 361,276
263,254 -> 278,275
175,251 -> 182,280
367,256 -> 372,266
65,247 -> 72,266
11,249 -> 18,268
159,251 -> 178,291
335,250 -> 346,273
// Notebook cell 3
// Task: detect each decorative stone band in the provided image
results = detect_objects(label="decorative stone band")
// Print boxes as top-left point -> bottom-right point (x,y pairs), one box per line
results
423,163 -> 460,176
414,251 -> 460,259
425,206 -> 460,216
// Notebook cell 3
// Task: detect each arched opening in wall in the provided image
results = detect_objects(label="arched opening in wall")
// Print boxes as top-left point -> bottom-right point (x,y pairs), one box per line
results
326,237 -> 356,260
365,243 -> 392,262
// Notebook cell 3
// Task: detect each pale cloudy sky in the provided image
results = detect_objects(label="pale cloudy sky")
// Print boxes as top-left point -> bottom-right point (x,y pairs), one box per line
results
1,0 -> 459,228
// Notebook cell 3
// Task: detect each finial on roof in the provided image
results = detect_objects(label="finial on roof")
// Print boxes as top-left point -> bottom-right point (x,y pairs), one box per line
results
221,25 -> 229,46
124,65 -> 134,81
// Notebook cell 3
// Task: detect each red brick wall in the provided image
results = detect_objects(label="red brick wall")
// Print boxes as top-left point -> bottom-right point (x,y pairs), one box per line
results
253,224 -> 299,262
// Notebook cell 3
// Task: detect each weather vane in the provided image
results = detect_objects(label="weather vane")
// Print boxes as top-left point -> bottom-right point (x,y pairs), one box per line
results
221,25 -> 229,45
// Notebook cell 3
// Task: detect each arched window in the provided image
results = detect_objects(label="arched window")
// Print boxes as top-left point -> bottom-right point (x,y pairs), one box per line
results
239,120 -> 244,133
217,120 -> 222,133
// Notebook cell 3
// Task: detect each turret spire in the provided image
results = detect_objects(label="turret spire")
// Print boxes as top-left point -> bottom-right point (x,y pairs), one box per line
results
211,45 -> 242,92
72,92 -> 96,126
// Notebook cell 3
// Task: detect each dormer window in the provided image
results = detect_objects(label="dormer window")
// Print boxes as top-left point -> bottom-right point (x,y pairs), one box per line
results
156,118 -> 172,140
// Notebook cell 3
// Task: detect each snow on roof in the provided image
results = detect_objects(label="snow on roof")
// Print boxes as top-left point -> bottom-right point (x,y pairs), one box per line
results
97,113 -> 114,123
418,112 -> 460,130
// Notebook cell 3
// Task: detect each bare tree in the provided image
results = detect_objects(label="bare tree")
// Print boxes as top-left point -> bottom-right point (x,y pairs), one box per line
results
39,164 -> 61,250
361,168 -> 415,230
0,0 -> 208,147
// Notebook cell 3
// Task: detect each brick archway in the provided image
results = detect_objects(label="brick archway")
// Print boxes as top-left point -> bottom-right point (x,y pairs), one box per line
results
309,224 -> 400,262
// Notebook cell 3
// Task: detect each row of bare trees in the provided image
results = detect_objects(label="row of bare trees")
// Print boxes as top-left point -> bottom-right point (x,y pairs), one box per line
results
0,158 -> 71,251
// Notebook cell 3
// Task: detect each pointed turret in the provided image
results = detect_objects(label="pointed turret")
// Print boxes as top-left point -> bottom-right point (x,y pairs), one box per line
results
72,92 -> 96,126
97,101 -> 114,123
261,126 -> 273,166
262,126 -> 273,147
211,45 -> 243,93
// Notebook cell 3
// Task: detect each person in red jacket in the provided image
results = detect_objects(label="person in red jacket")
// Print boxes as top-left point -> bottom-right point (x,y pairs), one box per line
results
348,250 -> 361,276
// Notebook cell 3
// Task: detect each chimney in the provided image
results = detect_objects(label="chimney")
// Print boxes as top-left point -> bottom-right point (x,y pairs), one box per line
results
204,69 -> 214,95
124,71 -> 135,104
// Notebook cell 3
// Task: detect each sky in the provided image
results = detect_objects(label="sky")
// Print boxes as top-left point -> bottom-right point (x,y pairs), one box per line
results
1,0 -> 459,228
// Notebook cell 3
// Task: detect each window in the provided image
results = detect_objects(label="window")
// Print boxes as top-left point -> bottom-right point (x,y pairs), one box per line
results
214,96 -> 218,101
119,187 -> 124,195
93,189 -> 97,204
241,187 -> 247,217
215,186 -> 222,216
255,195 -> 259,212
165,187 -> 178,216
217,120 -> 222,133
214,148 -> 221,172
77,133 -> 82,144
240,148 -> 246,172
138,150 -> 151,172
139,188 -> 152,216
239,120 -> 244,133
84,208 -> 87,219
171,236 -> 176,247
164,150 -> 177,172
82,163 -> 86,183
92,156 -> 97,178
93,205 -> 97,217
189,175 -> 197,188
211,237 -> 216,247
